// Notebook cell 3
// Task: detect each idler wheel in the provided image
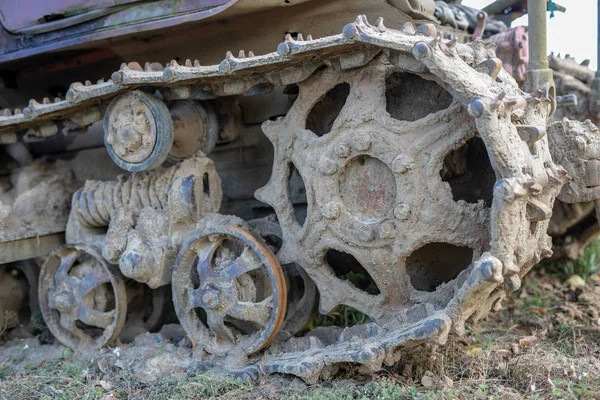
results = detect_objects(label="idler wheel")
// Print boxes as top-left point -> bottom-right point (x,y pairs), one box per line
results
173,225 -> 287,355
39,245 -> 127,350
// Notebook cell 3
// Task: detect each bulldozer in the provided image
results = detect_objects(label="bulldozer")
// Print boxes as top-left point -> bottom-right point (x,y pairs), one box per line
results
0,0 -> 598,382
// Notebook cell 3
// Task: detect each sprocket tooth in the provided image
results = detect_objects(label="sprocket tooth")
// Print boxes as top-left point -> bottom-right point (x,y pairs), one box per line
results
305,35 -> 313,41
42,97 -> 51,105
296,33 -> 304,41
502,260 -> 520,276
3,109 -> 11,116
476,58 -> 503,79
193,59 -> 201,67
374,17 -> 385,31
248,50 -> 255,57
506,275 -> 521,291
478,256 -> 504,283
527,198 -> 552,222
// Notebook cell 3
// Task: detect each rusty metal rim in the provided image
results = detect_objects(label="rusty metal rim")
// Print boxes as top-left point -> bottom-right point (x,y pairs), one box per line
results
248,217 -> 317,335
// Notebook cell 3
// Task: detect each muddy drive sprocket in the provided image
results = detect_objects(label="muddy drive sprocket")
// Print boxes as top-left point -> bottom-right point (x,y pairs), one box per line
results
9,16 -> 573,383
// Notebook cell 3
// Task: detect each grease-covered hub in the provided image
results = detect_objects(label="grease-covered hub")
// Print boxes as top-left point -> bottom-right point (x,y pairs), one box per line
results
339,155 -> 396,223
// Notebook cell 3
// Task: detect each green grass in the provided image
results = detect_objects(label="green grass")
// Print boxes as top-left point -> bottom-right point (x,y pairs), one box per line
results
308,305 -> 368,330
550,237 -> 600,280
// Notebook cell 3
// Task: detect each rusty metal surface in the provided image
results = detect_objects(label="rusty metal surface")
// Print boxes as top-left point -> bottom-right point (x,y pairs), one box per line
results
39,244 -> 127,350
6,13 -> 594,383
173,219 -> 287,356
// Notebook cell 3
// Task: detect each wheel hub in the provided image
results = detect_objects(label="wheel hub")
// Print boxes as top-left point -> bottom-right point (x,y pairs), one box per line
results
54,291 -> 75,313
201,287 -> 222,310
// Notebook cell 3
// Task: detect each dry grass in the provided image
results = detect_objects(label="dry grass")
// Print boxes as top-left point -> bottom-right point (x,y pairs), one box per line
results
1,259 -> 600,399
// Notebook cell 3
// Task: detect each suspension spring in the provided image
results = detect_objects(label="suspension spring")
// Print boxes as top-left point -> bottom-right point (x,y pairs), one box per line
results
73,167 -> 177,228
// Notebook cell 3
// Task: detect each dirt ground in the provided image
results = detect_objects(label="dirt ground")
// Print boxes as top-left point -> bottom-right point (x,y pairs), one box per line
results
1,265 -> 599,399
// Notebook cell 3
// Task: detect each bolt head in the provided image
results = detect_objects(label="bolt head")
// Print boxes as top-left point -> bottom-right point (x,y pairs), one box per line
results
358,226 -> 375,242
379,220 -> 396,239
319,159 -> 338,175
335,143 -> 351,158
353,134 -> 371,152
393,203 -> 411,220
202,290 -> 219,308
391,155 -> 412,174
322,202 -> 341,219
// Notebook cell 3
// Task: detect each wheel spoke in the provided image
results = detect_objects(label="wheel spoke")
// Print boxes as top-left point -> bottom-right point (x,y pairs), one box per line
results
48,289 -> 58,310
206,311 -> 235,343
55,250 -> 79,286
196,257 -> 213,283
188,287 -> 205,310
227,296 -> 273,327
78,267 -> 111,296
59,311 -> 76,331
77,305 -> 115,328
223,247 -> 262,279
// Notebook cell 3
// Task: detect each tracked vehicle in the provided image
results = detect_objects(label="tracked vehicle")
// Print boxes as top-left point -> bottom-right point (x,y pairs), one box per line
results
0,0 -> 598,382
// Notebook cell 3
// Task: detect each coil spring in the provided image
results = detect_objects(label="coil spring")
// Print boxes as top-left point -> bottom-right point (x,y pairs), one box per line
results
74,167 -> 177,228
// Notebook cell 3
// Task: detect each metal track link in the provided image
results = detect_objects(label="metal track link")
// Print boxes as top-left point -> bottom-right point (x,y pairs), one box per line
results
1,17 -> 460,143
